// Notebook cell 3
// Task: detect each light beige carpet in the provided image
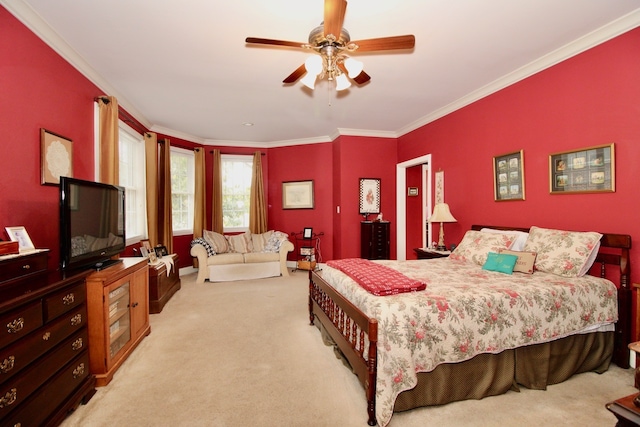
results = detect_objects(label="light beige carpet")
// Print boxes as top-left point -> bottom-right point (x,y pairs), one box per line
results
61,271 -> 635,427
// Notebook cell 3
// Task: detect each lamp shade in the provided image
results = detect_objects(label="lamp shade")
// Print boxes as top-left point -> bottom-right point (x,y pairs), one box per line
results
344,57 -> 364,78
429,203 -> 457,223
304,55 -> 323,76
335,73 -> 351,91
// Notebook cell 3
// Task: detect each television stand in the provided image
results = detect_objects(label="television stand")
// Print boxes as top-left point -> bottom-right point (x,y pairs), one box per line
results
93,258 -> 123,271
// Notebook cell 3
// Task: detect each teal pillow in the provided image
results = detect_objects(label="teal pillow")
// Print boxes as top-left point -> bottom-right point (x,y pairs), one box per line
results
482,252 -> 518,275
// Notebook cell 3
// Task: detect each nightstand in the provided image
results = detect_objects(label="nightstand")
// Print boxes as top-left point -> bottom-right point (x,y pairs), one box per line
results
606,393 -> 640,426
414,248 -> 451,259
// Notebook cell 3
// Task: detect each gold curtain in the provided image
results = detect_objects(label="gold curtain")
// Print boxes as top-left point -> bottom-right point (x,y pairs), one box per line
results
249,152 -> 267,233
158,139 -> 173,254
211,149 -> 223,233
97,96 -> 119,185
193,148 -> 206,237
144,132 -> 159,246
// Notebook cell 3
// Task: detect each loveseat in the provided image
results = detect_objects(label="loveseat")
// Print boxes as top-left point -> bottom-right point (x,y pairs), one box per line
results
190,230 -> 294,283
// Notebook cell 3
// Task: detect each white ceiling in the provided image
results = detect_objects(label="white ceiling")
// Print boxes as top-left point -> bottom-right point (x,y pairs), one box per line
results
4,0 -> 640,147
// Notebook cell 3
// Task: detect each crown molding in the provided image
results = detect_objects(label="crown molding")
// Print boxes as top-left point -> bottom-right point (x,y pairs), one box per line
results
397,8 -> 640,138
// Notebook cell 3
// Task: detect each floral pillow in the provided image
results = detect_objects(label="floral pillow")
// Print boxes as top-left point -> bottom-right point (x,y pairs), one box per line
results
450,230 -> 518,266
264,231 -> 289,253
523,226 -> 601,277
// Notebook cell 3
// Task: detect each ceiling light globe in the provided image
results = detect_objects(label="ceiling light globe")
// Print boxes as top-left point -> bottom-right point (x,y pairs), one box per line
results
344,57 -> 364,78
304,55 -> 323,76
335,73 -> 351,91
300,73 -> 317,89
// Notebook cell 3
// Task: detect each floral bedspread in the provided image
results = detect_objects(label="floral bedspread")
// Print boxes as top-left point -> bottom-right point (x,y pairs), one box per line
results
320,258 -> 618,427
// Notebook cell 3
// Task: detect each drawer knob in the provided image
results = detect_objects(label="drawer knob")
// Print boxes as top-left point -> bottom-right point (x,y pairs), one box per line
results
63,293 -> 75,305
70,314 -> 82,326
0,388 -> 17,408
72,337 -> 83,351
72,363 -> 85,379
6,318 -> 24,334
21,264 -> 30,270
42,332 -> 51,341
0,356 -> 15,374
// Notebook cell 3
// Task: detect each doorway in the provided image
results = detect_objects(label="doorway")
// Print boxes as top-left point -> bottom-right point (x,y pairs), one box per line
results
396,154 -> 432,260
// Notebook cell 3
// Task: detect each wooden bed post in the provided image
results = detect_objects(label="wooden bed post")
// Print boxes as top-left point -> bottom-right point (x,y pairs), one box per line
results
366,319 -> 378,426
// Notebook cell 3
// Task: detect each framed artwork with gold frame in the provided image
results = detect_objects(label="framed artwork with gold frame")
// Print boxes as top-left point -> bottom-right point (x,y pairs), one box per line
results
549,143 -> 615,194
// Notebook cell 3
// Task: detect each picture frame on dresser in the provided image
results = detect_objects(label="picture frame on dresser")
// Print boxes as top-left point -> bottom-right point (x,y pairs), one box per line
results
493,150 -> 525,201
549,143 -> 615,194
5,226 -> 35,251
41,128 -> 73,185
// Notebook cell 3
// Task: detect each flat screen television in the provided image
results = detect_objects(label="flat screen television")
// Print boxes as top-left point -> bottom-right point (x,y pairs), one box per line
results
59,177 -> 125,271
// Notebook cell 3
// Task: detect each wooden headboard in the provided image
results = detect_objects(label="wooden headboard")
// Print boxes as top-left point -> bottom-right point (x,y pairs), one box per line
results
471,224 -> 632,368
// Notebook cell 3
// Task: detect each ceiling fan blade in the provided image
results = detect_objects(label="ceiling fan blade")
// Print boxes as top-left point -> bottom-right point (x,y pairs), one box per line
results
349,35 -> 415,52
324,0 -> 347,39
283,64 -> 307,84
245,37 -> 305,49
353,70 -> 371,85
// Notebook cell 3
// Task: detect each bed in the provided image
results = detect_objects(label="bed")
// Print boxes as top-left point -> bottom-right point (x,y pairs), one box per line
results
308,225 -> 631,426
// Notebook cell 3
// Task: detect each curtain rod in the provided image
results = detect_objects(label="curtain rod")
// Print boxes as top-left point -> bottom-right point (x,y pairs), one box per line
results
209,150 -> 265,156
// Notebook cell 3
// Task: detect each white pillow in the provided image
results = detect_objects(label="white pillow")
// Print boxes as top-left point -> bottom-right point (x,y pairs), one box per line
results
480,228 -> 529,251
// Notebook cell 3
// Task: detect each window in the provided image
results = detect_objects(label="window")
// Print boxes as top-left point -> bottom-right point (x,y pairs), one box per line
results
222,155 -> 253,232
118,123 -> 147,245
170,147 -> 195,235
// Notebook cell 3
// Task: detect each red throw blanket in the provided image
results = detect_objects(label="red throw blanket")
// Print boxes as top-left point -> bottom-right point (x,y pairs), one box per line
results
327,258 -> 427,296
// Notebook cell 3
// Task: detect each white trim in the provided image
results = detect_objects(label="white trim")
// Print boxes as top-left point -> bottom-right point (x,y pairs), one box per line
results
396,154 -> 431,261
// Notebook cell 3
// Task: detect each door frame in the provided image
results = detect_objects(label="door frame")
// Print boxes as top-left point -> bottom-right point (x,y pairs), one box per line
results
396,154 -> 432,260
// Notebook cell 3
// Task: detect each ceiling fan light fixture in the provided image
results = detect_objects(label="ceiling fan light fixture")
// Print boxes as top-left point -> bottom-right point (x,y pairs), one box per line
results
300,73 -> 318,89
344,57 -> 363,78
304,55 -> 323,76
335,73 -> 351,91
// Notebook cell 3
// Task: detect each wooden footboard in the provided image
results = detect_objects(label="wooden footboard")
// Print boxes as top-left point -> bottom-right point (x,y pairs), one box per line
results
309,270 -> 378,426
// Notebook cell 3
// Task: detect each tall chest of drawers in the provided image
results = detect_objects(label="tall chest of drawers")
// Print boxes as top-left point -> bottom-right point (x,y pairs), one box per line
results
0,250 -> 96,427
361,221 -> 391,260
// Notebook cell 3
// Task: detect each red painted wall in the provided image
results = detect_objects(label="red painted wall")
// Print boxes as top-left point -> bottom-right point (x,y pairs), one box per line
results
398,27 -> 640,285
0,8 -> 102,271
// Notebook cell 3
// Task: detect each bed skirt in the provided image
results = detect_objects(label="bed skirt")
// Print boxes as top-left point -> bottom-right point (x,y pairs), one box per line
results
394,331 -> 613,412
317,319 -> 613,413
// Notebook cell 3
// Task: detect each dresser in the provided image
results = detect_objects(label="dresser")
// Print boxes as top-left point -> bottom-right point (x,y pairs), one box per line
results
85,257 -> 150,386
0,250 -> 96,427
361,221 -> 390,260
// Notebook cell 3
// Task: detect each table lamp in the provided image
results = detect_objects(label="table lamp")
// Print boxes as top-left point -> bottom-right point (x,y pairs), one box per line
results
428,203 -> 457,251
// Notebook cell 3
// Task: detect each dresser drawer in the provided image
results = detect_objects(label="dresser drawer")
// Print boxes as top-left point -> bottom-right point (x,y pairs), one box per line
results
0,253 -> 48,284
0,329 -> 88,417
0,305 -> 87,385
44,282 -> 86,322
2,351 -> 90,427
0,303 -> 43,349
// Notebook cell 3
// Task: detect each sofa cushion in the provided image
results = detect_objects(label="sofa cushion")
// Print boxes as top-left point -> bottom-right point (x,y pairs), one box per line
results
227,231 -> 253,254
244,252 -> 280,263
207,252 -> 244,265
203,230 -> 229,254
251,230 -> 274,252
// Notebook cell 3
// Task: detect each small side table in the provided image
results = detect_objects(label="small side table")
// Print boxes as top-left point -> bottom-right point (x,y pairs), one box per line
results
414,248 -> 451,259
606,393 -> 640,426
149,254 -> 181,313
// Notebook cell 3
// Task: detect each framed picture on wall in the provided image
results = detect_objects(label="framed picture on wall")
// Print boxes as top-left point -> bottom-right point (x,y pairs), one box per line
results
282,180 -> 314,209
359,178 -> 381,214
493,150 -> 525,201
549,143 -> 615,194
41,128 -> 73,185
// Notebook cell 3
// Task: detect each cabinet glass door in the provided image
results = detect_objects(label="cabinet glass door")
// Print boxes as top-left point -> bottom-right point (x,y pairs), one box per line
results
108,281 -> 131,358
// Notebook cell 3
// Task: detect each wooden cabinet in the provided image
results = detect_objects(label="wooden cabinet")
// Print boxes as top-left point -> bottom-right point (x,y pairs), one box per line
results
0,250 -> 96,427
86,258 -> 150,386
361,221 -> 390,260
149,254 -> 181,313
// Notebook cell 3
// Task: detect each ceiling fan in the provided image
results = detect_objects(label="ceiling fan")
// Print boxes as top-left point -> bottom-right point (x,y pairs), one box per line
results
245,0 -> 415,91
